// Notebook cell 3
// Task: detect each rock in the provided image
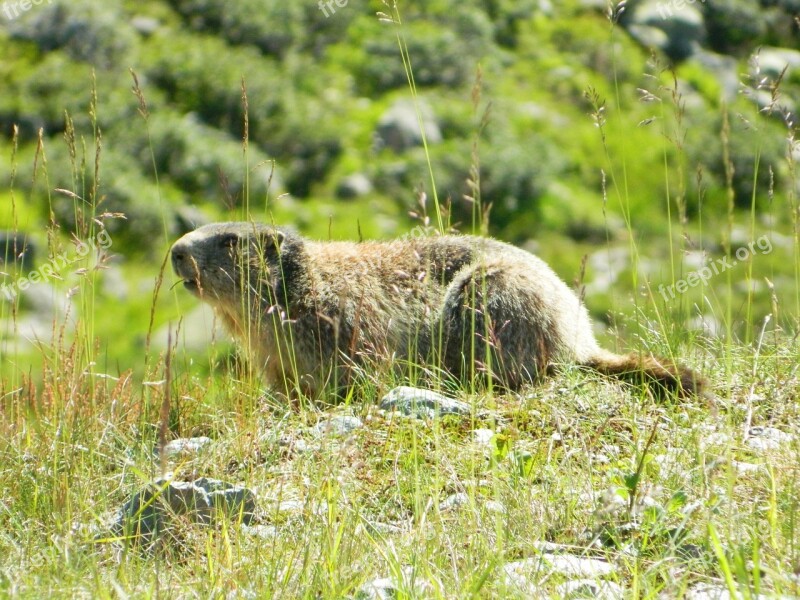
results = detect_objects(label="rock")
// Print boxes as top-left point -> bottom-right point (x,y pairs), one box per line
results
556,578 -> 625,599
484,500 -> 505,514
379,386 -> 472,419
691,50 -> 740,101
375,99 -> 442,153
683,583 -> 779,600
277,435 -> 312,454
240,524 -> 277,539
111,477 -> 256,544
625,0 -> 705,61
752,47 -> 800,80
160,436 -> 213,458
542,554 -> 616,578
746,426 -> 793,451
274,499 -> 328,518
504,554 -> 616,593
310,415 -> 364,437
356,567 -> 432,600
439,492 -> 470,512
130,15 -> 160,36
335,173 -> 373,200
472,428 -> 495,446
577,0 -> 610,11
744,88 -> 796,116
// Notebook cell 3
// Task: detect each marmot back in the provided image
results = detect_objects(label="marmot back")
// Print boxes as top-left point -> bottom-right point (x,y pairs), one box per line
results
171,222 -> 704,399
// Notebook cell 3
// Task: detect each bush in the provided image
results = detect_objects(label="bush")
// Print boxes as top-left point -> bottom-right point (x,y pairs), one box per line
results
113,110 -> 282,209
6,0 -> 136,68
0,52 -> 138,139
703,0 -> 769,55
341,15 -> 494,95
167,0 -> 362,58
140,31 -> 283,138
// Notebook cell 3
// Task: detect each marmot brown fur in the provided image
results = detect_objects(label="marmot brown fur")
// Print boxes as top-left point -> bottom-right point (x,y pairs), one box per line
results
170,222 -> 704,399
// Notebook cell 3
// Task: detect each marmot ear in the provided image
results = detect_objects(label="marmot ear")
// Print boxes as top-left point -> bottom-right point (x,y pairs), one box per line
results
259,229 -> 285,253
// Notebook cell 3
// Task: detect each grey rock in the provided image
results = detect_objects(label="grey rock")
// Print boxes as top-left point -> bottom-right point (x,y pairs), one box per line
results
626,0 -> 705,61
356,567 -> 432,600
335,173 -> 373,200
753,47 -> 800,80
439,492 -> 470,512
691,50 -> 740,101
557,579 -> 625,599
577,0 -> 609,10
274,499 -> 328,517
375,99 -> 442,153
161,436 -> 213,458
484,500 -> 505,514
240,524 -> 277,539
311,415 -> 364,437
130,16 -> 160,36
379,386 -> 472,419
504,554 -> 616,593
746,426 -> 793,451
472,428 -> 495,446
112,477 -> 256,544
683,583 -> 780,600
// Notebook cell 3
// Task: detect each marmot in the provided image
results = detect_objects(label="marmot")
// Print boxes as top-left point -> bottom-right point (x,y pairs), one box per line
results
171,222 -> 704,399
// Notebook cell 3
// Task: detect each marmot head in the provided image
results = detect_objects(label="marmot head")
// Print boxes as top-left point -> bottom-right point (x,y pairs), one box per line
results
171,222 -> 302,308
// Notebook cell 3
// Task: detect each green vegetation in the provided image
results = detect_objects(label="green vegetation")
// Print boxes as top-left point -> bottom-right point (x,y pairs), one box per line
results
1,0 -> 799,597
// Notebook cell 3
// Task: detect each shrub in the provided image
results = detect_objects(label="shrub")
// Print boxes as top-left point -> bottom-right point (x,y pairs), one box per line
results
6,0 -> 136,68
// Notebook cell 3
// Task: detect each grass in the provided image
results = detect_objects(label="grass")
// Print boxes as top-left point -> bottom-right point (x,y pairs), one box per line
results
1,3 -> 800,598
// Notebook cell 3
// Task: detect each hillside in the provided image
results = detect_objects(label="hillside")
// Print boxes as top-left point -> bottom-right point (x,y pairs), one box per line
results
1,2 -> 800,598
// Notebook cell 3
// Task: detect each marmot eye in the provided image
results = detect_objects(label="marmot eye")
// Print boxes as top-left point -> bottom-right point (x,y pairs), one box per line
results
220,234 -> 238,249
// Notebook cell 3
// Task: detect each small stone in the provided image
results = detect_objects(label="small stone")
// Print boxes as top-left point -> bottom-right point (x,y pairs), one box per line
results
732,460 -> 761,475
130,15 -> 160,36
356,566 -> 432,599
556,579 -> 624,599
472,428 -> 495,446
439,492 -> 470,512
747,427 -> 793,451
543,554 -> 616,578
311,415 -> 363,437
335,173 -> 373,199
375,99 -> 442,153
484,500 -> 505,514
275,499 -> 328,516
379,386 -> 471,419
240,524 -> 277,539
161,436 -> 212,458
504,554 -> 616,592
